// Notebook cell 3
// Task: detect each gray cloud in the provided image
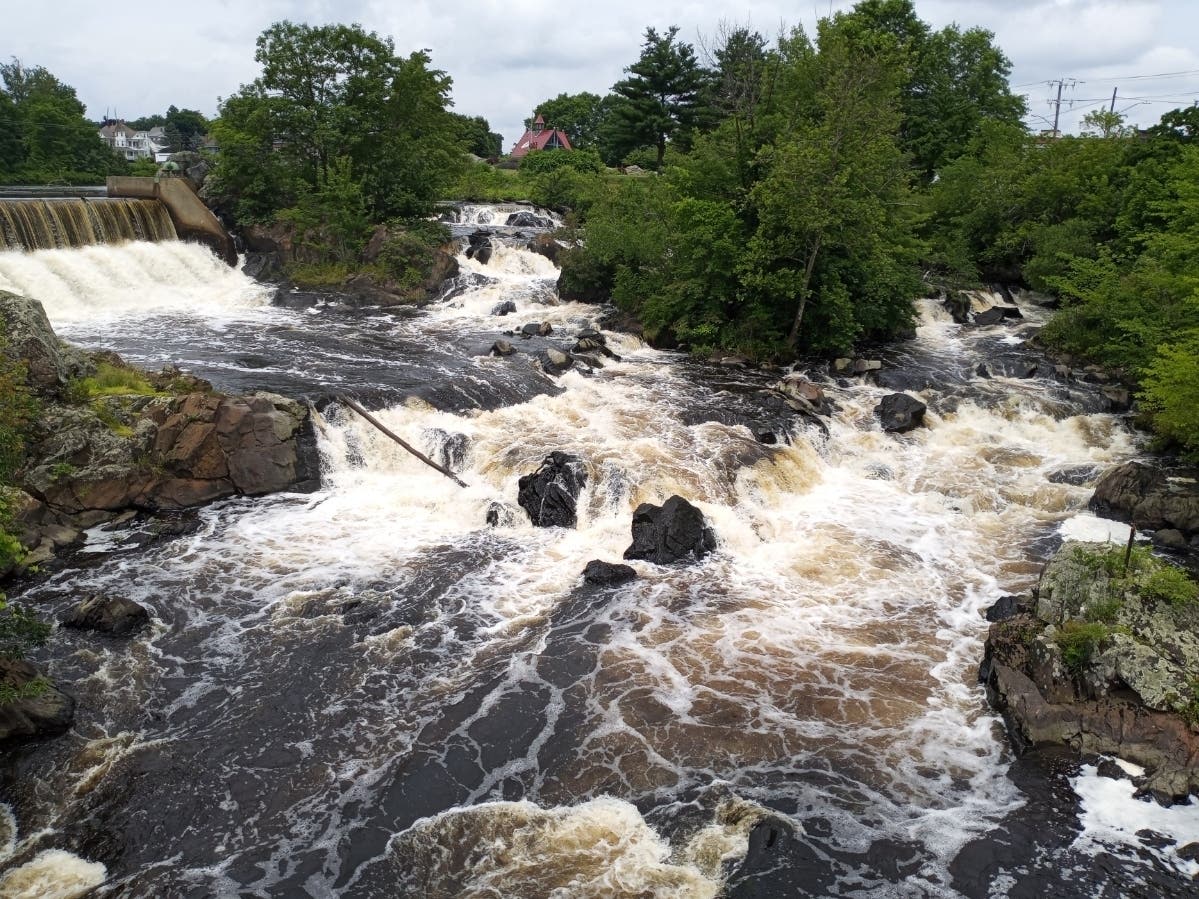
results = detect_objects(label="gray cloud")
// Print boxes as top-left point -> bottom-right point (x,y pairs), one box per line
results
3,0 -> 1196,148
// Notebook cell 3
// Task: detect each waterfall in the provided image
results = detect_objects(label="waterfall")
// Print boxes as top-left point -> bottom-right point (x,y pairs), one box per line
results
0,198 -> 177,252
0,241 -> 269,323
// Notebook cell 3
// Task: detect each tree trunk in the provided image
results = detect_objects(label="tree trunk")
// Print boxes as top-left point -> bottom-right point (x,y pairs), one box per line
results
786,232 -> 823,350
656,137 -> 666,169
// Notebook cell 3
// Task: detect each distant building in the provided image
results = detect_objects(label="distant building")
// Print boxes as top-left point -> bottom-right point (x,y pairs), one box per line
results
510,114 -> 572,158
98,120 -> 169,161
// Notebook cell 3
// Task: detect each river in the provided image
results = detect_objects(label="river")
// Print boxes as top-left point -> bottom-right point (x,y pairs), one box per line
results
0,207 -> 1195,897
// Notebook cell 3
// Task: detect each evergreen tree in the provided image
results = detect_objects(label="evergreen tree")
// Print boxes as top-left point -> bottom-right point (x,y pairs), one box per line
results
605,27 -> 707,168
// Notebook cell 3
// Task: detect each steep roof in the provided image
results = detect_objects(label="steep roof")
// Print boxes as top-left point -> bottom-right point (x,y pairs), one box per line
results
510,124 -> 573,158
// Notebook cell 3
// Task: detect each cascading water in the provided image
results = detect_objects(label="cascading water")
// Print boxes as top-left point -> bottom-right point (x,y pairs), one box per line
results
0,198 -> 176,252
0,209 -> 1192,898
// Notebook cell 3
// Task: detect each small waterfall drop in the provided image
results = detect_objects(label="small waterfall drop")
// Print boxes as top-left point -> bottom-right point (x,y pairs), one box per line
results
0,198 -> 176,252
0,241 -> 270,324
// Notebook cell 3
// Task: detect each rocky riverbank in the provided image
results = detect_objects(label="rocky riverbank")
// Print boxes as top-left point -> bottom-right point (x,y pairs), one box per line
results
981,541 -> 1199,802
1,289 -> 320,741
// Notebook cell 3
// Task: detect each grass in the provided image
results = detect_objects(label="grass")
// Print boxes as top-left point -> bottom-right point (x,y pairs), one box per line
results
1055,620 -> 1111,676
71,362 -> 160,400
1140,566 -> 1199,607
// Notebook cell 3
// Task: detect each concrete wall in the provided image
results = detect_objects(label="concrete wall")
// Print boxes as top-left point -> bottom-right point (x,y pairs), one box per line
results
107,176 -> 236,266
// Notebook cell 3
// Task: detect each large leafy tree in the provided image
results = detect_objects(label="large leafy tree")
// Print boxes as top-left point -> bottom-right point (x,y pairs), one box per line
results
605,27 -> 707,168
745,18 -> 918,352
0,59 -> 125,183
208,22 -> 464,224
450,113 -> 502,158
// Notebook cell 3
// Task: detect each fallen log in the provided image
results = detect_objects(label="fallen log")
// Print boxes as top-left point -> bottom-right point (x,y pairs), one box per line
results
337,395 -> 469,488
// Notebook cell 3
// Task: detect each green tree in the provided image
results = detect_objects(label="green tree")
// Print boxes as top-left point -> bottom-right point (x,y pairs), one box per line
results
745,19 -> 917,351
606,27 -> 708,168
0,59 -> 125,183
209,22 -> 464,224
449,113 -> 502,158
529,92 -> 606,149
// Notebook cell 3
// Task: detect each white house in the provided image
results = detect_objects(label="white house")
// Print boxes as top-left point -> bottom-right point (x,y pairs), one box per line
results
98,121 -> 169,161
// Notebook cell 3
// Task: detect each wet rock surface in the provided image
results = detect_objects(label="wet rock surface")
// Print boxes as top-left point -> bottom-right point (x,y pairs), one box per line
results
875,392 -> 927,433
623,496 -> 716,565
61,594 -> 150,635
1091,461 -> 1199,548
0,660 -> 74,743
517,452 -> 587,528
581,560 -> 637,586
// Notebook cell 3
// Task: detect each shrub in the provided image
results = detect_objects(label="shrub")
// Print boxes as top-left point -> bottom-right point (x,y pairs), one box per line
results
1139,332 -> 1199,458
1140,565 -> 1199,606
1055,620 -> 1111,676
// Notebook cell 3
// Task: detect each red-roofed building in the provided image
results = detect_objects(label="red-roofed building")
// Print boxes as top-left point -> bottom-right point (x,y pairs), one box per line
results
510,114 -> 573,158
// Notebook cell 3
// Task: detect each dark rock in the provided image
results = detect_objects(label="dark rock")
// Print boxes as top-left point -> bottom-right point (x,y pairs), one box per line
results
0,660 -> 74,743
572,337 -> 604,353
1096,758 -> 1130,781
465,230 -> 494,265
485,501 -> 517,527
976,363 -> 992,378
538,322 -> 553,337
944,293 -> 971,324
582,560 -> 638,586
61,594 -> 150,635
526,233 -> 561,264
1090,461 -> 1199,541
241,252 -> 286,284
517,452 -> 587,528
490,339 -> 514,357
1154,528 -> 1187,549
1101,386 -> 1132,413
973,307 -> 1006,326
490,300 -> 516,316
985,595 -> 1026,622
1135,829 -> 1176,850
577,328 -> 605,345
425,429 -> 469,472
623,496 -> 716,565
520,322 -> 542,338
506,210 -> 553,228
1047,464 -> 1100,486
875,369 -> 934,392
1178,842 -> 1199,863
875,393 -> 927,433
852,359 -> 882,374
536,348 -> 572,376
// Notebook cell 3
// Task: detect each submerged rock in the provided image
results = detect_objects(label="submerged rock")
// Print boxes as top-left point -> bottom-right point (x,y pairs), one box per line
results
623,496 -> 716,565
536,348 -> 572,377
875,393 -> 927,433
61,594 -> 150,635
490,300 -> 516,316
517,452 -> 587,528
490,339 -> 514,357
582,560 -> 638,586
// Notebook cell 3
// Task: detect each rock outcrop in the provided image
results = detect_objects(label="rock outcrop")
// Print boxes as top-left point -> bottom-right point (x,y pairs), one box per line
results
0,290 -> 90,396
1090,461 -> 1199,548
623,496 -> 717,565
980,542 -> 1199,801
517,452 -> 587,528
0,659 -> 74,743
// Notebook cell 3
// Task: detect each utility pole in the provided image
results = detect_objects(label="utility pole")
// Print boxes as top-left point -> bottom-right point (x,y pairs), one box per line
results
1110,87 -> 1118,113
1106,87 -> 1119,137
1047,78 -> 1076,137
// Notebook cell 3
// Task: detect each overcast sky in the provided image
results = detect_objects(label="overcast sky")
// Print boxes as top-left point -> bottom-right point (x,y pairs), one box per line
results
3,0 -> 1198,148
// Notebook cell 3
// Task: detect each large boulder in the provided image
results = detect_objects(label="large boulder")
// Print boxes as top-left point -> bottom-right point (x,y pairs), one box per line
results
1090,462 -> 1199,543
875,393 -> 927,433
465,231 -> 494,265
623,496 -> 716,565
517,452 -> 587,528
0,292 -> 90,396
527,233 -> 562,264
0,659 -> 74,743
506,210 -> 554,229
61,594 -> 150,636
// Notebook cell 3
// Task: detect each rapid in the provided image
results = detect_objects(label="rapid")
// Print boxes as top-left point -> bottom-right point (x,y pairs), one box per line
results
0,208 -> 1191,897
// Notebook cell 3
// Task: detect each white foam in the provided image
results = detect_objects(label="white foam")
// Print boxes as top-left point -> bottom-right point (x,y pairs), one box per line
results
1072,763 -> 1199,878
0,241 -> 271,325
1058,513 -> 1137,544
0,849 -> 107,899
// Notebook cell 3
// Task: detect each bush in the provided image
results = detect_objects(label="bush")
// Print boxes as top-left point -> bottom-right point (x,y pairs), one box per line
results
1139,332 -> 1199,458
1056,620 -> 1111,676
1140,565 -> 1199,606
519,148 -> 603,176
